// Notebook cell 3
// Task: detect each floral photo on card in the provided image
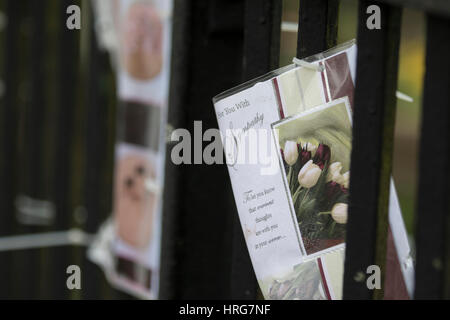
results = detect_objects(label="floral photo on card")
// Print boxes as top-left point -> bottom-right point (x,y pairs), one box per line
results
273,98 -> 352,255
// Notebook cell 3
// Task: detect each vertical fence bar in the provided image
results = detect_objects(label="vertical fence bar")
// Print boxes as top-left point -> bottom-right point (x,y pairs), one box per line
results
10,0 -> 35,299
46,0 -> 80,299
38,0 -> 61,298
414,14 -> 450,299
26,0 -> 45,203
159,0 -> 190,300
29,2 -> 47,296
11,0 -> 43,299
297,0 -> 339,59
79,2 -> 101,299
228,0 -> 282,300
160,0 -> 245,299
66,0 -> 89,300
182,0 -> 244,299
81,2 -> 119,299
0,0 -> 19,297
242,0 -> 281,78
343,1 -> 401,300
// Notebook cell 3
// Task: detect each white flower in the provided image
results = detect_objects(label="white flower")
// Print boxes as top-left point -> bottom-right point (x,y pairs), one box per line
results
327,162 -> 343,182
339,171 -> 350,189
284,141 -> 298,166
331,203 -> 348,224
334,171 -> 350,189
298,160 -> 322,188
303,142 -> 318,157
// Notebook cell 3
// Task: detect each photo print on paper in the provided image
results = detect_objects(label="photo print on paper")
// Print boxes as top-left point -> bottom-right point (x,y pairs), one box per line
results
120,0 -> 164,81
266,257 -> 327,300
114,149 -> 158,249
112,143 -> 161,293
265,248 -> 345,300
272,98 -> 352,256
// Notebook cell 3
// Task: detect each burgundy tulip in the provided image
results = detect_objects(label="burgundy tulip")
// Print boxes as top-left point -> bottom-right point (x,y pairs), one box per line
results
325,181 -> 340,201
299,149 -> 312,167
325,181 -> 348,202
313,144 -> 331,169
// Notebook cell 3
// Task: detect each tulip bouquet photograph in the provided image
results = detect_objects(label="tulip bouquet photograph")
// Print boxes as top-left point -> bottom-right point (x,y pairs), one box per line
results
273,98 -> 353,255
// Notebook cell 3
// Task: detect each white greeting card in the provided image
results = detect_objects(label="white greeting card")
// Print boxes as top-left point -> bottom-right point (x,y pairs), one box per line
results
213,42 -> 414,299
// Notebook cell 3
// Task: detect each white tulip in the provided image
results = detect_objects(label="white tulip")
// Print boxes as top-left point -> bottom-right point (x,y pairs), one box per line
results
284,141 -> 298,166
331,203 -> 348,224
303,142 -> 318,157
326,162 -> 343,182
334,171 -> 350,188
340,171 -> 350,189
298,160 -> 322,188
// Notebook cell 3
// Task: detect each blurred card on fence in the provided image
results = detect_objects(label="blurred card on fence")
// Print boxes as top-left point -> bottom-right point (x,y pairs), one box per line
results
89,0 -> 173,299
112,143 -> 161,296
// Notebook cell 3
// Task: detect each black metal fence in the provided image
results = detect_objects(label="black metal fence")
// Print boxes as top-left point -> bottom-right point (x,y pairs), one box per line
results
0,0 -> 125,299
0,0 -> 449,299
